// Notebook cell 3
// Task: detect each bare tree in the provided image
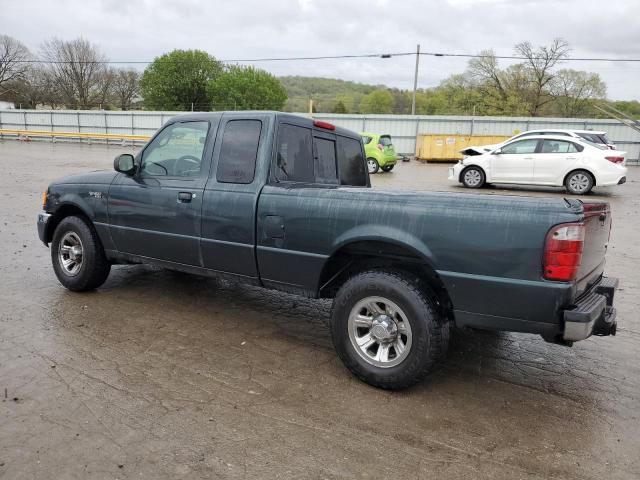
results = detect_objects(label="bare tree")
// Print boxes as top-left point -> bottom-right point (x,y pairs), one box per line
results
0,35 -> 31,90
515,38 -> 569,116
95,67 -> 116,108
41,37 -> 107,109
112,68 -> 140,110
467,50 -> 512,114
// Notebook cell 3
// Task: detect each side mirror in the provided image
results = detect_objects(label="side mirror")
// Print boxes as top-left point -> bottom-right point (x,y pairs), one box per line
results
493,148 -> 502,155
114,154 -> 135,175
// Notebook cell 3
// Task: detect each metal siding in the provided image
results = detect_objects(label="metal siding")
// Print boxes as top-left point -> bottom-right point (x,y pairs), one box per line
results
1,110 -> 638,163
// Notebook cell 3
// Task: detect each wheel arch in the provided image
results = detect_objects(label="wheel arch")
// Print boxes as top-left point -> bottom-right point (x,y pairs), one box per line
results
317,237 -> 454,322
563,168 -> 597,187
44,202 -> 93,244
458,163 -> 487,183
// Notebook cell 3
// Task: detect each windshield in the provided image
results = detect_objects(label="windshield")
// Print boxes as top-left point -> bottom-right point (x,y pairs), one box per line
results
580,138 -> 608,150
379,135 -> 392,146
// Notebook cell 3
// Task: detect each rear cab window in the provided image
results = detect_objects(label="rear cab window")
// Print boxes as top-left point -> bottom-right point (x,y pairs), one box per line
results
275,122 -> 367,187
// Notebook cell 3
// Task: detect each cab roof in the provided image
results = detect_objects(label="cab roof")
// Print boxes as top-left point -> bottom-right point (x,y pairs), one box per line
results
165,111 -> 360,139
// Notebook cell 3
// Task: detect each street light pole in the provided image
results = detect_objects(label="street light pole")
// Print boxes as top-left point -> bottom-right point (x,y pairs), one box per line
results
411,44 -> 420,115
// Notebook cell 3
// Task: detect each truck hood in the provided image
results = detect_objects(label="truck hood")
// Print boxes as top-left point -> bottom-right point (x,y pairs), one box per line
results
51,170 -> 118,186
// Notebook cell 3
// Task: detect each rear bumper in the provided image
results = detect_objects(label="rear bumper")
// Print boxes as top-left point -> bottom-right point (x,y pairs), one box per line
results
563,276 -> 618,342
37,212 -> 52,246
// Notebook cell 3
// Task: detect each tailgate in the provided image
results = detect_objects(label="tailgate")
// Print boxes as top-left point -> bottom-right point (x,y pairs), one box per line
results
576,201 -> 612,295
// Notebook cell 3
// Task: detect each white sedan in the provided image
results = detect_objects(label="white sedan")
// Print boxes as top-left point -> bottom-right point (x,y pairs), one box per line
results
449,135 -> 628,195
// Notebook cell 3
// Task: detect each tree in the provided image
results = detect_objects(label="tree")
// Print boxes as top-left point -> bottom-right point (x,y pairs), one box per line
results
359,89 -> 393,114
0,35 -> 30,90
209,65 -> 287,110
515,38 -> 569,116
112,68 -> 140,110
41,37 -> 108,109
3,65 -> 60,108
332,100 -> 347,113
140,49 -> 222,110
550,69 -> 606,117
95,67 -> 116,109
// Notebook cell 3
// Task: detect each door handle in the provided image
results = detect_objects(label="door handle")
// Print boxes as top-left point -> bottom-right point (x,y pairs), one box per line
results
177,192 -> 193,203
523,157 -> 533,160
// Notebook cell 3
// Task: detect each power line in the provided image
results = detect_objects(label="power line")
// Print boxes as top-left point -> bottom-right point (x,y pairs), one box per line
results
10,51 -> 640,65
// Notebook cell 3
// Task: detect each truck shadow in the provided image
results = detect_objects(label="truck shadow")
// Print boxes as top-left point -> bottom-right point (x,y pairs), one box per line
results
47,263 -> 620,411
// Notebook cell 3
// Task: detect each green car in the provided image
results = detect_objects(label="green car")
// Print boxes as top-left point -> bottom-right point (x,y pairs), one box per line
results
361,133 -> 398,174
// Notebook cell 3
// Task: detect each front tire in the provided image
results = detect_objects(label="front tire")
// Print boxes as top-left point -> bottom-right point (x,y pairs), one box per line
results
330,270 -> 449,390
51,216 -> 111,291
381,164 -> 395,172
461,166 -> 485,188
367,158 -> 379,174
565,170 -> 594,195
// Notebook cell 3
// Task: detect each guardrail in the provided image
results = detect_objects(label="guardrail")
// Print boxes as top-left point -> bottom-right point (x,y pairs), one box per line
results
0,128 -> 150,142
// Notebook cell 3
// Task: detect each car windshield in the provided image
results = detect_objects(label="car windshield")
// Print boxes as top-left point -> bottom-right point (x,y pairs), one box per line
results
379,136 -> 392,146
580,138 -> 608,150
578,132 -> 607,145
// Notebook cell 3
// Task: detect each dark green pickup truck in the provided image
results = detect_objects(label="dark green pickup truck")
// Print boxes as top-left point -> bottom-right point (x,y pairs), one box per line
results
37,112 -> 619,389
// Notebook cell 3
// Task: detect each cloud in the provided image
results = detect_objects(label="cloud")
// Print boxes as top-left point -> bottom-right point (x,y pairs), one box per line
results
0,0 -> 637,99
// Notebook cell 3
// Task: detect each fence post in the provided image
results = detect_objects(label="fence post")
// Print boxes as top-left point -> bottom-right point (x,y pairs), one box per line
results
76,111 -> 81,143
50,110 -> 54,143
0,109 -> 3,140
131,112 -> 135,136
362,116 -> 366,132
414,117 -> 420,157
23,110 -> 27,131
104,111 -> 109,146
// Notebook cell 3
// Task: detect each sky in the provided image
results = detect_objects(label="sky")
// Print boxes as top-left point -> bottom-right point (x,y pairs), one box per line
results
1,0 -> 639,100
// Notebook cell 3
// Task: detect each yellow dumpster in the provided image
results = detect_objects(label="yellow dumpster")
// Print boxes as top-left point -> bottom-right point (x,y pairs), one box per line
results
416,134 -> 510,163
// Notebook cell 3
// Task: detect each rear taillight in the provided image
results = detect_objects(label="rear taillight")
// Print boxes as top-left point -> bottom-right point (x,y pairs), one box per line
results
605,156 -> 624,164
543,223 -> 585,282
377,143 -> 384,151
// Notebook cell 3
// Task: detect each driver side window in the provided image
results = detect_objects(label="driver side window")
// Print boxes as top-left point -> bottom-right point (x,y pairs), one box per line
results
141,121 -> 209,177
501,139 -> 539,155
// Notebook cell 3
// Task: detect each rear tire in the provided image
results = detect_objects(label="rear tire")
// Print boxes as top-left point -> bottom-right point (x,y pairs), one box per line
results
367,158 -> 379,174
461,166 -> 485,188
330,269 -> 449,390
565,170 -> 594,195
382,165 -> 395,172
51,216 -> 111,292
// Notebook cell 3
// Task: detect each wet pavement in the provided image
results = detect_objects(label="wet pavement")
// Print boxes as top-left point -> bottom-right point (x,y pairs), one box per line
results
1,140 -> 639,479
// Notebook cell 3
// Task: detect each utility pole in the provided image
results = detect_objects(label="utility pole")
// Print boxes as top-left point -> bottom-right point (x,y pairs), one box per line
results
411,44 -> 420,115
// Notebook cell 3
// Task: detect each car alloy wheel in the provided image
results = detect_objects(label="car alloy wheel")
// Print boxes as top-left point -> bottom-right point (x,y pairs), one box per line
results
463,168 -> 482,187
58,231 -> 84,276
568,173 -> 590,193
347,296 -> 413,368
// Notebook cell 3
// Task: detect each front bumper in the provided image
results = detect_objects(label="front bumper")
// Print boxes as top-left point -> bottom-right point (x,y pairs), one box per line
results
37,212 -> 52,246
563,276 -> 618,342
448,163 -> 463,182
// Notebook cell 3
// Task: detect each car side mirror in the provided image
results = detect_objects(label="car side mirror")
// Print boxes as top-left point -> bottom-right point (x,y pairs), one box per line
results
493,149 -> 502,155
114,154 -> 136,175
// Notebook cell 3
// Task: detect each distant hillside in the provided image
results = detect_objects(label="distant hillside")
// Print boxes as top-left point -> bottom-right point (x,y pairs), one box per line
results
280,76 -> 388,113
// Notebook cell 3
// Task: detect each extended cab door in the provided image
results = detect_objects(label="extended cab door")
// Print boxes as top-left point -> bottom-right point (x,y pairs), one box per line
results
107,119 -> 216,266
491,138 -> 538,183
199,113 -> 272,278
256,120 -> 368,294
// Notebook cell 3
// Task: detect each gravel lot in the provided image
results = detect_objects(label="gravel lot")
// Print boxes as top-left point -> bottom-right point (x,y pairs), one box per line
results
1,140 -> 639,479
